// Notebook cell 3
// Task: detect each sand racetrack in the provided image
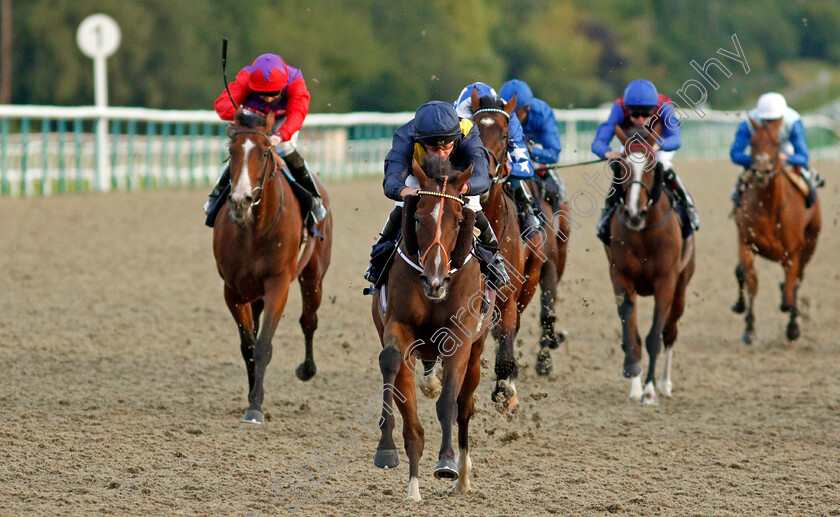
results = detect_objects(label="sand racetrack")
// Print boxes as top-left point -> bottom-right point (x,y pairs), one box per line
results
1,160 -> 838,516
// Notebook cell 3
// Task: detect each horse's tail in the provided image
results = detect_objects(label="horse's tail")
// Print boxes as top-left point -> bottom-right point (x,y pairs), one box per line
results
295,231 -> 318,277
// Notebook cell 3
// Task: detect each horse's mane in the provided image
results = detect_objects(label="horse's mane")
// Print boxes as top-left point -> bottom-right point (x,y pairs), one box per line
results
235,111 -> 268,129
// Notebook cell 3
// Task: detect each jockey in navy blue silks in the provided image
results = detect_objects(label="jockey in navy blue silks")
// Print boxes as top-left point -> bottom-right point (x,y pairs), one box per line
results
500,79 -> 565,212
591,79 -> 699,245
453,82 -> 541,239
729,92 -> 823,208
363,101 -> 510,290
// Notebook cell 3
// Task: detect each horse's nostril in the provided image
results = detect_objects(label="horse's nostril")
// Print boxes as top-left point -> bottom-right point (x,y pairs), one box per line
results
245,195 -> 254,203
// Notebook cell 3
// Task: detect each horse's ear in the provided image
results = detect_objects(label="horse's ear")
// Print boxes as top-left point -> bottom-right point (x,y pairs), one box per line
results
451,164 -> 473,194
615,124 -> 629,144
748,117 -> 760,132
504,92 -> 517,116
412,158 -> 430,186
470,87 -> 480,113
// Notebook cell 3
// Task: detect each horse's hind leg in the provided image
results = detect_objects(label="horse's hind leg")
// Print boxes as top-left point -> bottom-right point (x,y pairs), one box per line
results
641,277 -> 676,406
296,269 -> 323,381
536,251 -> 567,376
453,338 -> 484,493
491,301 -> 519,414
737,241 -> 758,344
251,298 -> 265,339
225,286 -> 257,401
660,269 -> 691,398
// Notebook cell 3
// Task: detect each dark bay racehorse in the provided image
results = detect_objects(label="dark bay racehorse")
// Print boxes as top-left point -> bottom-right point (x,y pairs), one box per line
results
731,118 -> 821,343
605,122 -> 695,405
213,109 -> 332,424
372,155 -> 492,500
470,88 -> 543,413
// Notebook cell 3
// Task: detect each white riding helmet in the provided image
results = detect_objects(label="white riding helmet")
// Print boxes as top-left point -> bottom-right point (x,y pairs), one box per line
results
755,92 -> 788,120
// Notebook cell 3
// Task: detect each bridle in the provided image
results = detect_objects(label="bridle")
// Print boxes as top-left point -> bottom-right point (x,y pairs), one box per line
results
616,152 -> 673,232
229,128 -> 281,207
472,107 -> 510,181
229,127 -> 285,238
415,176 -> 464,270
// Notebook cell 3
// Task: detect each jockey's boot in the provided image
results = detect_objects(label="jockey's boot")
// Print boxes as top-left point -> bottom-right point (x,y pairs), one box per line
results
540,168 -> 565,213
800,167 -> 823,208
731,173 -> 746,209
363,206 -> 403,285
596,195 -> 617,245
283,151 -> 327,223
512,179 -> 542,240
666,168 -> 700,230
204,164 -> 230,216
474,211 -> 510,290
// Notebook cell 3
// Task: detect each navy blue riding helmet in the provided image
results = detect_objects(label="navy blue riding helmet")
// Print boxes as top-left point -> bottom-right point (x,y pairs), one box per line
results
413,101 -> 462,147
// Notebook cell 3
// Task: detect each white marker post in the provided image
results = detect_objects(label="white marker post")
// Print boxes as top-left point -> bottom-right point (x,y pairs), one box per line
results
76,14 -> 121,192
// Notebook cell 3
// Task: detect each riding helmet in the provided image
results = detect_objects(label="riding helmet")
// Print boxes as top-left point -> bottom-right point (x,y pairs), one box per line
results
247,54 -> 288,92
413,101 -> 462,147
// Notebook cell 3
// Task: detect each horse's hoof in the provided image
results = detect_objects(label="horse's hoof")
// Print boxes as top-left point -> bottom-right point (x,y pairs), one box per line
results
742,330 -> 756,345
241,409 -> 265,424
731,300 -> 746,314
419,374 -> 442,399
622,362 -> 642,379
433,458 -> 459,480
295,361 -> 317,381
490,380 -> 518,414
553,330 -> 569,348
373,449 -> 400,469
640,392 -> 659,406
786,322 -> 801,341
535,348 -> 553,376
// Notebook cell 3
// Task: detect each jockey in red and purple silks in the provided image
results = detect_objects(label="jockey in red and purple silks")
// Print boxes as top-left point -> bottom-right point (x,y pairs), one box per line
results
205,53 -> 326,225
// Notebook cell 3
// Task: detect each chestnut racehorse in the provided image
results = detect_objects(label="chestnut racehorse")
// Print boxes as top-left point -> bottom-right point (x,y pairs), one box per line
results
372,155 -> 492,501
470,88 -> 544,413
605,122 -> 695,405
213,109 -> 332,424
731,118 -> 821,343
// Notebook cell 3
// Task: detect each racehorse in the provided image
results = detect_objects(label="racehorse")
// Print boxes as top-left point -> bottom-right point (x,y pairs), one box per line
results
605,122 -> 695,405
469,88 -> 544,413
372,154 -> 492,501
213,108 -> 332,424
731,118 -> 821,343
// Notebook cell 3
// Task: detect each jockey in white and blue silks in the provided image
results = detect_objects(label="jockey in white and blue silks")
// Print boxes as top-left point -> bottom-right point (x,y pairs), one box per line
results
730,92 -> 823,208
591,79 -> 699,245
453,82 -> 542,239
500,79 -> 565,211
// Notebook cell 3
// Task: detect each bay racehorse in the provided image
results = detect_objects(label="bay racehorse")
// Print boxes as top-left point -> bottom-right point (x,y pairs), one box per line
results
470,88 -> 544,414
372,155 -> 493,501
213,109 -> 332,424
731,117 -> 821,343
605,122 -> 695,405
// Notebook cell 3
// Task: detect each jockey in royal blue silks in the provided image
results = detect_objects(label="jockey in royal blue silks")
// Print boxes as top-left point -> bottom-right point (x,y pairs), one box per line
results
499,79 -> 565,212
591,79 -> 699,245
205,53 -> 326,226
730,92 -> 824,208
363,101 -> 510,290
453,82 -> 542,239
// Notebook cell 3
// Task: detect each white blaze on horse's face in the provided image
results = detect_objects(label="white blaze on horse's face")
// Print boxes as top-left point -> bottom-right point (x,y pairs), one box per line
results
626,151 -> 647,218
231,139 -> 256,209
479,117 -> 496,127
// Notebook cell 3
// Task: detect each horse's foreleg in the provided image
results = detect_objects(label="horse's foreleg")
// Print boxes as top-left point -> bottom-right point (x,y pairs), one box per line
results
224,286 -> 257,401
296,271 -> 323,381
434,349 -> 470,483
781,256 -> 801,341
614,282 -> 641,380
243,276 -> 292,424
453,337 -> 484,493
375,324 -> 424,501
737,240 -> 758,344
537,254 -> 565,376
491,299 -> 519,414
642,277 -> 676,406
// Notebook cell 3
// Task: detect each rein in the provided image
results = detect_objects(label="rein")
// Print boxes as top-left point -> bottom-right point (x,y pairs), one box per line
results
535,158 -> 607,172
618,185 -> 674,232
